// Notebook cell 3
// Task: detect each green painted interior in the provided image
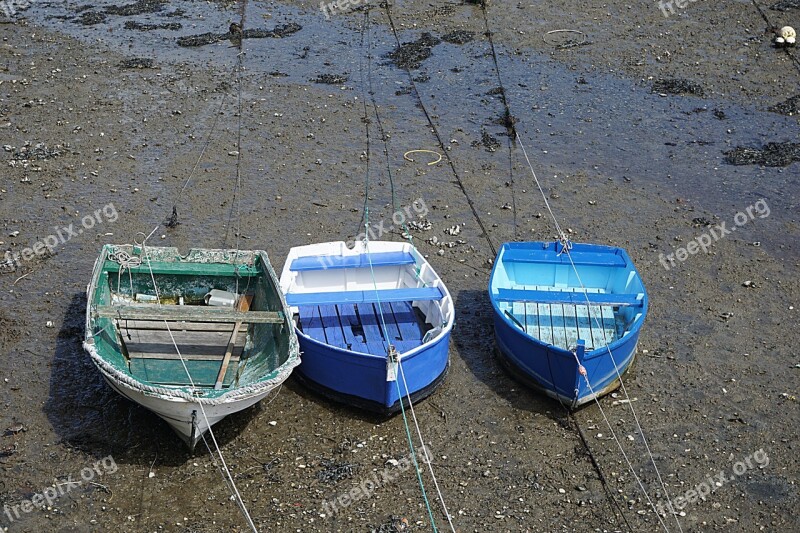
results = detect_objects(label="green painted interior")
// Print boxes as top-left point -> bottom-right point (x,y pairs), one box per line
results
88,245 -> 295,396
129,358 -> 237,387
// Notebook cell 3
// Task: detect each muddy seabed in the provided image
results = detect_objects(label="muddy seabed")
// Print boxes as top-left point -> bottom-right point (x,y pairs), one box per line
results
0,0 -> 798,532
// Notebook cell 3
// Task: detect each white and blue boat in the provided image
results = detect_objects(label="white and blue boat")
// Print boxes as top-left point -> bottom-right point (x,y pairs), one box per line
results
279,241 -> 454,414
488,241 -> 647,408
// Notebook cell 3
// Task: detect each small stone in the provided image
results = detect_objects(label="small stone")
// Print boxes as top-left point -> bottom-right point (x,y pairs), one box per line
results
268,420 -> 277,426
45,320 -> 54,328
558,488 -> 566,494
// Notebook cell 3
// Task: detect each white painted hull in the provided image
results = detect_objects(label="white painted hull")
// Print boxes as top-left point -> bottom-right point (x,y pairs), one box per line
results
101,374 -> 273,449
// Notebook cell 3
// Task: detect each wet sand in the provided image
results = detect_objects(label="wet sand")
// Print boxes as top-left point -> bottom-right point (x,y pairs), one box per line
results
0,0 -> 798,531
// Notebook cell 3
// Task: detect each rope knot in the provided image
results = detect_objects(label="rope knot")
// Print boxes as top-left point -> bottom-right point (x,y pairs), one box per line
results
556,235 -> 573,255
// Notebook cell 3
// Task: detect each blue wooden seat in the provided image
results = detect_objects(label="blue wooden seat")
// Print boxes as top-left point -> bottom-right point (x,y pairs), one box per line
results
289,251 -> 416,271
501,249 -> 627,267
495,288 -> 643,307
296,300 -> 426,356
285,286 -> 443,307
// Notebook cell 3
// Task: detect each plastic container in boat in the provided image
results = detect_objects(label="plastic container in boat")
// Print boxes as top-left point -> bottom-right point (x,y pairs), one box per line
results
204,289 -> 237,308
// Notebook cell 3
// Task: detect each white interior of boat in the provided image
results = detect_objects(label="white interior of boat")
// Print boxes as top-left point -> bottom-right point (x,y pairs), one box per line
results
280,241 -> 454,355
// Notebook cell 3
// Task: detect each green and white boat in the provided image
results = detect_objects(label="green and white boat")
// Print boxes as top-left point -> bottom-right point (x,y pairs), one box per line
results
83,244 -> 300,450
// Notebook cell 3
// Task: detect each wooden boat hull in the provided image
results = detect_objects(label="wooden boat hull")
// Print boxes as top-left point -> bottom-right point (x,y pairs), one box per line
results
84,245 -> 300,449
492,315 -> 639,407
98,372 -> 271,449
488,241 -> 647,408
280,241 -> 454,414
293,337 -> 450,415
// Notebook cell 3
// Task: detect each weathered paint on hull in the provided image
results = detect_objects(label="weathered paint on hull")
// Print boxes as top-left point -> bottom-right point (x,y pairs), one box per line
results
102,374 -> 273,450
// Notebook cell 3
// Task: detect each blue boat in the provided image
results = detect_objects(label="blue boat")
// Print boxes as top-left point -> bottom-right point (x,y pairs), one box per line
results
279,241 -> 454,414
488,241 -> 648,408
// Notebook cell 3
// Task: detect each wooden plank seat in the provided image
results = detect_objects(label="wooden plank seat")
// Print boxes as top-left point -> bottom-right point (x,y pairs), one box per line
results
502,248 -> 627,267
297,300 -> 426,355
118,321 -> 248,388
285,286 -> 443,307
495,288 -> 643,307
500,287 -> 623,351
289,251 -> 416,271
95,305 -> 284,323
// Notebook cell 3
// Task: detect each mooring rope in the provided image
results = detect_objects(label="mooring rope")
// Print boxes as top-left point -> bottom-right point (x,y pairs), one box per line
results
362,222 -> 439,532
167,71 -> 234,227
477,4 -> 518,240
516,133 -> 679,532
138,229 -> 259,533
396,361 -> 457,531
356,13 -> 457,529
563,248 -> 684,533
382,3 -> 497,257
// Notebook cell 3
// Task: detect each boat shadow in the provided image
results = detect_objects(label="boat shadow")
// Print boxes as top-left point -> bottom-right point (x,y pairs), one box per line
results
281,374 -> 396,425
452,289 -> 573,419
44,293 -> 262,466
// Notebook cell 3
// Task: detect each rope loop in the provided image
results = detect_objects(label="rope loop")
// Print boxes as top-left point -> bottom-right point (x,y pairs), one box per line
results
556,235 -> 573,255
107,250 -> 142,269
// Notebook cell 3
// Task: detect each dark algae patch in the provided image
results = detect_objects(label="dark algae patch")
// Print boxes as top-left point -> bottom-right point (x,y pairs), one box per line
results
769,0 -> 800,10
768,95 -> 800,116
311,74 -> 349,84
124,21 -> 182,31
725,142 -> 800,166
105,0 -> 166,16
652,78 -> 704,96
316,458 -> 357,483
442,30 -> 475,44
75,11 -> 106,25
473,130 -> 500,152
387,32 -> 441,70
118,57 -> 155,69
177,22 -> 301,47
370,516 -> 412,532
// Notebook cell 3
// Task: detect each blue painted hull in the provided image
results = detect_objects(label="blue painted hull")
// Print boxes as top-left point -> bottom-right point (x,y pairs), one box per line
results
294,329 -> 451,414
488,241 -> 647,408
492,310 -> 639,407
